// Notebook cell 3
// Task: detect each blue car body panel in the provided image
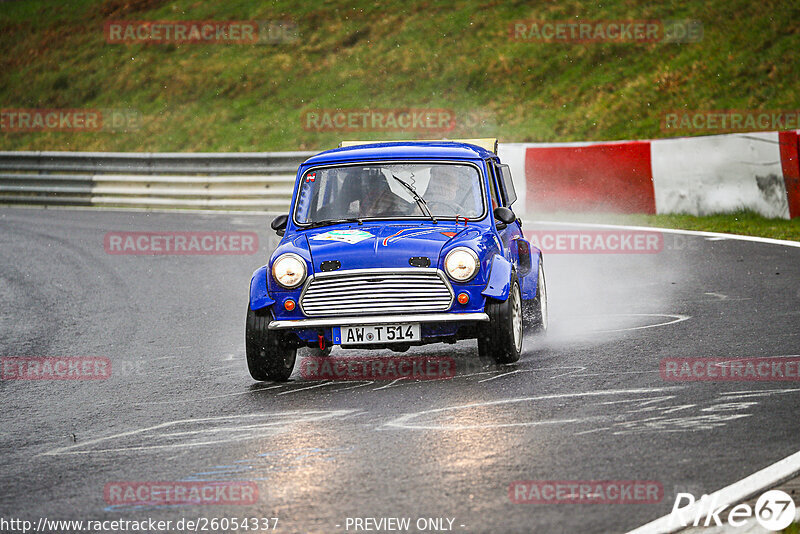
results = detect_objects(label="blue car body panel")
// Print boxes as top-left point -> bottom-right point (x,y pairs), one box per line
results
482,254 -> 512,300
249,267 -> 274,311
251,141 -> 543,346
301,141 -> 496,167
306,223 -> 462,271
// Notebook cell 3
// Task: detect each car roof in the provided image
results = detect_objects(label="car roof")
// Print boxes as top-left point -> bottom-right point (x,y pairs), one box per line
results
302,141 -> 496,166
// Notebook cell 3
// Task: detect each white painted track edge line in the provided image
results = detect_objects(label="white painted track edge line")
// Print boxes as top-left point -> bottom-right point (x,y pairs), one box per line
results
626,449 -> 800,534
531,220 -> 800,248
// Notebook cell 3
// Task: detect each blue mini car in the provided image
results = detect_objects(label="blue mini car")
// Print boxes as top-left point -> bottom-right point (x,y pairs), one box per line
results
246,139 -> 548,381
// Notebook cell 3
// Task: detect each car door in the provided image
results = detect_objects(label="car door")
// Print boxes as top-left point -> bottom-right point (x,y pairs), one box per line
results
490,159 -> 534,290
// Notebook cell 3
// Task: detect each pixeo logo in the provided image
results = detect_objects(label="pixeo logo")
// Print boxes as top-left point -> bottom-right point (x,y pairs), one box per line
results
670,490 -> 796,530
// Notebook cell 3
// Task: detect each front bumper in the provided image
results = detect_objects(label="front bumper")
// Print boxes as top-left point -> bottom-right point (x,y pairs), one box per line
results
268,312 -> 489,330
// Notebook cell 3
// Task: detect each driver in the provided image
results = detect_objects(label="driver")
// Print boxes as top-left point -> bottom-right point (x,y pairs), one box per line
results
424,165 -> 473,216
360,170 -> 412,217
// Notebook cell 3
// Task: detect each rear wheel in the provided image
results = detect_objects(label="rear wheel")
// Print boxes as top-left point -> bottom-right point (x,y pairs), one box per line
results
525,258 -> 548,334
245,306 -> 296,381
478,274 -> 523,364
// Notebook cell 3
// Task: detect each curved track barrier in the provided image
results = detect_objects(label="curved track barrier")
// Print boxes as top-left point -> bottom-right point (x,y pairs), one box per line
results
518,131 -> 800,219
523,140 -> 654,214
0,151 -> 314,211
779,130 -> 800,218
2,132 -> 798,218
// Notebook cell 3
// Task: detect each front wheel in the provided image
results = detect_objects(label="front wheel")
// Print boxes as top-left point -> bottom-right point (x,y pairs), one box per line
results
478,275 -> 523,364
245,306 -> 297,381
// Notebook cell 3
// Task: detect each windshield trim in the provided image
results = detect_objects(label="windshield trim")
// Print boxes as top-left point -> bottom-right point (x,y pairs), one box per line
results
291,159 -> 488,228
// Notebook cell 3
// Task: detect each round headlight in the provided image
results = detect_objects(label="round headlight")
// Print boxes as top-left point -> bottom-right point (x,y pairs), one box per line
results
272,253 -> 307,289
444,247 -> 479,282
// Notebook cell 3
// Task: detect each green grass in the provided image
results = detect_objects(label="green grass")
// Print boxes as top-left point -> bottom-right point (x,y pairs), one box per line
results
533,210 -> 800,241
629,213 -> 800,241
2,1 -> 798,239
1,0 -> 798,152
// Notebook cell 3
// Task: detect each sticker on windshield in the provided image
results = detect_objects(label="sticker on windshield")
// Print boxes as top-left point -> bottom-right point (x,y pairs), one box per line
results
310,229 -> 374,244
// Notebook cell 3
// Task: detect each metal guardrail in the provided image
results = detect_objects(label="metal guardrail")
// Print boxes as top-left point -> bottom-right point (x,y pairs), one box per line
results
0,151 -> 317,210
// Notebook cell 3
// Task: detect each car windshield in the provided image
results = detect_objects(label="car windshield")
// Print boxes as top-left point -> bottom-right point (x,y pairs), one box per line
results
294,163 -> 484,224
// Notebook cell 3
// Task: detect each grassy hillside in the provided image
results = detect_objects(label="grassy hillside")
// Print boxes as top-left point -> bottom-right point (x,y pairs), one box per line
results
1,0 -> 798,152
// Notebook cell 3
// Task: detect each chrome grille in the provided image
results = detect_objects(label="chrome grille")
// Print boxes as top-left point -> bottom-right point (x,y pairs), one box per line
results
300,268 -> 454,317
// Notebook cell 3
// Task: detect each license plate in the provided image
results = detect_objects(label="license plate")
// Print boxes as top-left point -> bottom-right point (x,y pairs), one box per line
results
337,323 -> 420,345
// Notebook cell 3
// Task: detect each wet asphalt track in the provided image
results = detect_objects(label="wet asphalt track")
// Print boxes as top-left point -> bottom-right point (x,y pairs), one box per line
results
0,206 -> 799,534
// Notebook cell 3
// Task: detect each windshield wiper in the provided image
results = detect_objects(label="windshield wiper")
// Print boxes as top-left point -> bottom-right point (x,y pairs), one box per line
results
389,173 -> 437,224
306,217 -> 363,228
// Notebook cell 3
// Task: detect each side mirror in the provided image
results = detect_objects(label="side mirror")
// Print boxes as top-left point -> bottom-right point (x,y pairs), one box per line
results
493,206 -> 516,229
271,214 -> 288,236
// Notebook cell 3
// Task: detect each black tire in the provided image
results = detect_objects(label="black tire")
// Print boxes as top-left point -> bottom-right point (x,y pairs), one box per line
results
245,306 -> 297,381
524,258 -> 548,334
478,274 -> 523,364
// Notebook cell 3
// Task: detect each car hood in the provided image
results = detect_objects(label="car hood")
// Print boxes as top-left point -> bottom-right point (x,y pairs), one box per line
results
304,222 -> 468,271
